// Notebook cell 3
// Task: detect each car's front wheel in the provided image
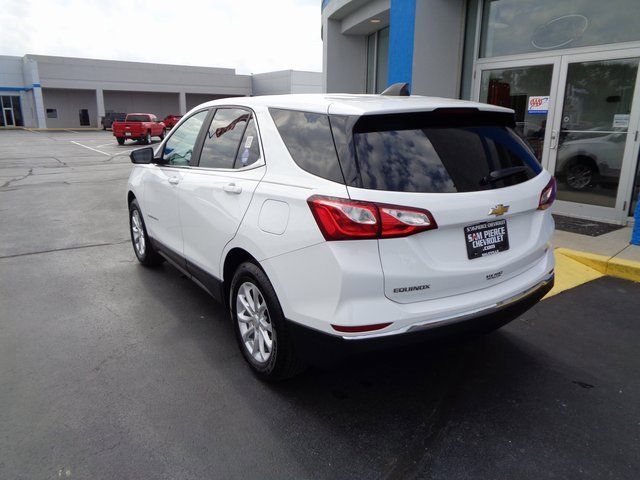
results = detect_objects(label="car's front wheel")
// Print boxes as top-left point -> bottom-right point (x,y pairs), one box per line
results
565,160 -> 596,190
230,262 -> 305,380
129,199 -> 163,266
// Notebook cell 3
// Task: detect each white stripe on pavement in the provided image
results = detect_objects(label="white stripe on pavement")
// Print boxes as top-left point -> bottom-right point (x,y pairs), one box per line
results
69,141 -> 110,156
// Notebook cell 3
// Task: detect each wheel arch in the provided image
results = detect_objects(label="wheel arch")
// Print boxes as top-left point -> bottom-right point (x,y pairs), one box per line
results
564,154 -> 599,174
222,248 -> 262,305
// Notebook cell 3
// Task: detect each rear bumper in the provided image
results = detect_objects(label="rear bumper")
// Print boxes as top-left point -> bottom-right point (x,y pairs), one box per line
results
114,132 -> 143,138
286,274 -> 553,365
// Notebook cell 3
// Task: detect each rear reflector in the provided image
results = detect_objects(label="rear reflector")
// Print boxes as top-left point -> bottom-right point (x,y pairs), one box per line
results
538,177 -> 557,210
331,322 -> 392,333
307,195 -> 437,241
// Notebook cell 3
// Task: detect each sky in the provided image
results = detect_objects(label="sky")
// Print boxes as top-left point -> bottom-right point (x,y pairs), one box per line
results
0,0 -> 323,74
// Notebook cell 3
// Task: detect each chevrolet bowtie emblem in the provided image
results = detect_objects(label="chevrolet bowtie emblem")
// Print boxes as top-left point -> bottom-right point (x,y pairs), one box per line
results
489,204 -> 509,216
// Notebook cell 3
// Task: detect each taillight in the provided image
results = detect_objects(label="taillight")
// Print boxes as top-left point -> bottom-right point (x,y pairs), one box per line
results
307,195 -> 437,241
538,177 -> 556,210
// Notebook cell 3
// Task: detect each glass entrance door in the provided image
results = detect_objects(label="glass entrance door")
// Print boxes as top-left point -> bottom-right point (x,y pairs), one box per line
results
476,58 -> 561,170
3,108 -> 15,127
547,50 -> 640,223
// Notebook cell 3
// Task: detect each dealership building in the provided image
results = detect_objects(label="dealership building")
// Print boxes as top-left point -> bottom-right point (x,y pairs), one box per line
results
322,0 -> 640,224
0,54 -> 321,129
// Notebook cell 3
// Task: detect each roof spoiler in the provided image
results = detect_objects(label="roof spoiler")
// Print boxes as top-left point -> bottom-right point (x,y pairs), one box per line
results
380,82 -> 410,96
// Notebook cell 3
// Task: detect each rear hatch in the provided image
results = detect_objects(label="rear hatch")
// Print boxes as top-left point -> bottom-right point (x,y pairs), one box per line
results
333,108 -> 553,304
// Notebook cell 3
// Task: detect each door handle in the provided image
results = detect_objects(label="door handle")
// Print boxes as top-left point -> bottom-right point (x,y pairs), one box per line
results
550,129 -> 559,150
223,183 -> 242,194
167,176 -> 180,185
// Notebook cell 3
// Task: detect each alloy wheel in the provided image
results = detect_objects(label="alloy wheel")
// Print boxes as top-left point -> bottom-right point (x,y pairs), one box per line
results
236,281 -> 274,363
566,164 -> 592,190
131,209 -> 146,257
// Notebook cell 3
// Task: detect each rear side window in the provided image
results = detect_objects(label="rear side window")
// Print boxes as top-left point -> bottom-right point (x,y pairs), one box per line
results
270,108 -> 344,183
234,117 -> 260,168
351,111 -> 541,193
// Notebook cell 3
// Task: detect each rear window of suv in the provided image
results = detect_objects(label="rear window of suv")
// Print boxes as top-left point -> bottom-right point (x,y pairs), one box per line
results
350,110 -> 541,193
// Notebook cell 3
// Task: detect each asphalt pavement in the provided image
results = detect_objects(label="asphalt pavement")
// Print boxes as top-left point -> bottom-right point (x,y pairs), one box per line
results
1,129 -> 639,479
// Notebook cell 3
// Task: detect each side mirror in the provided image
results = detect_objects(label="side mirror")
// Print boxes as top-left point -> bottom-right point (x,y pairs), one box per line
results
130,146 -> 154,164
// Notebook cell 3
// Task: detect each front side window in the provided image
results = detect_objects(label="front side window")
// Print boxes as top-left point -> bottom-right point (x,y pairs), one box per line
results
351,111 -> 541,193
270,108 -> 344,183
199,108 -> 251,169
161,110 -> 208,166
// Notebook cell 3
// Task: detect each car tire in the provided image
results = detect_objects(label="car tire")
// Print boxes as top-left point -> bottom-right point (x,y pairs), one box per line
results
145,131 -> 152,145
117,137 -> 125,145
129,199 -> 163,267
565,160 -> 596,190
230,261 -> 306,381
159,128 -> 166,140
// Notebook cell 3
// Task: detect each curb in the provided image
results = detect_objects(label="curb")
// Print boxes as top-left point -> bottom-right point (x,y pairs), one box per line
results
556,247 -> 640,283
22,127 -> 103,132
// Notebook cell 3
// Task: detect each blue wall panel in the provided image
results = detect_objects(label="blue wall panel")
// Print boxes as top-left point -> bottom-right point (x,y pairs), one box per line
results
388,0 -> 416,90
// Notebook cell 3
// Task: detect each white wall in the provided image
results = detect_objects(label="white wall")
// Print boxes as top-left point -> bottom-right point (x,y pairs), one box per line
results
104,91 -> 179,120
291,71 -> 323,94
30,55 -> 252,96
251,71 -> 291,96
323,18 -> 368,93
322,0 -> 390,93
185,93 -> 230,111
411,0 -> 466,98
42,88 -> 98,128
0,56 -> 37,127
251,70 -> 322,96
0,56 -> 24,87
2,54 -> 321,127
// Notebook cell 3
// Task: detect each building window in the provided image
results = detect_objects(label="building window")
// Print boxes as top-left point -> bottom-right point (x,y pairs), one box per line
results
46,109 -> 57,119
366,26 -> 390,94
480,0 -> 640,58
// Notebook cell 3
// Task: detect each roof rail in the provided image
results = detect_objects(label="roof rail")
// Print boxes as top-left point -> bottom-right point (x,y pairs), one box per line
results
380,83 -> 410,96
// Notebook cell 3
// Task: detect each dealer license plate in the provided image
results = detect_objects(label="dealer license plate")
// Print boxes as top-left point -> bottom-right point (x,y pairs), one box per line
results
464,219 -> 509,260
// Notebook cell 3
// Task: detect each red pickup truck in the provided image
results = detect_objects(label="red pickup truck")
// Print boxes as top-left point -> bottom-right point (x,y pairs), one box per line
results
162,115 -> 183,130
113,113 -> 166,145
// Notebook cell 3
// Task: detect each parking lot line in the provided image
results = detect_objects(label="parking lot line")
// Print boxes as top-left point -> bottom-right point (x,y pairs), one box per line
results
69,141 -> 110,156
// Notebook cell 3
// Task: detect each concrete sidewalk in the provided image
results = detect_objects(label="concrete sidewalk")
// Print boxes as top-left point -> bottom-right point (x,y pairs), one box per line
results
548,226 -> 640,298
554,226 -> 640,262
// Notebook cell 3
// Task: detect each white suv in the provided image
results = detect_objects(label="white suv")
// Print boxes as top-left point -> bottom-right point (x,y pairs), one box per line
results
127,93 -> 556,380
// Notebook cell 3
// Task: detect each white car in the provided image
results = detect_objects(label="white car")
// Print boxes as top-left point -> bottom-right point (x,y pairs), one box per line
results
127,92 -> 556,380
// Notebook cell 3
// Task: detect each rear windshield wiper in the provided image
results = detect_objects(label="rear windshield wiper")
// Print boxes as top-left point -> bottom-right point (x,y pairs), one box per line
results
480,166 -> 529,185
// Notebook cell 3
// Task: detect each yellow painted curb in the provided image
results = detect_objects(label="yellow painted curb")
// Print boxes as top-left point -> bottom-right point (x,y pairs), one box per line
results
555,248 -> 609,274
555,247 -> 640,283
545,250 -> 603,299
607,256 -> 640,283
